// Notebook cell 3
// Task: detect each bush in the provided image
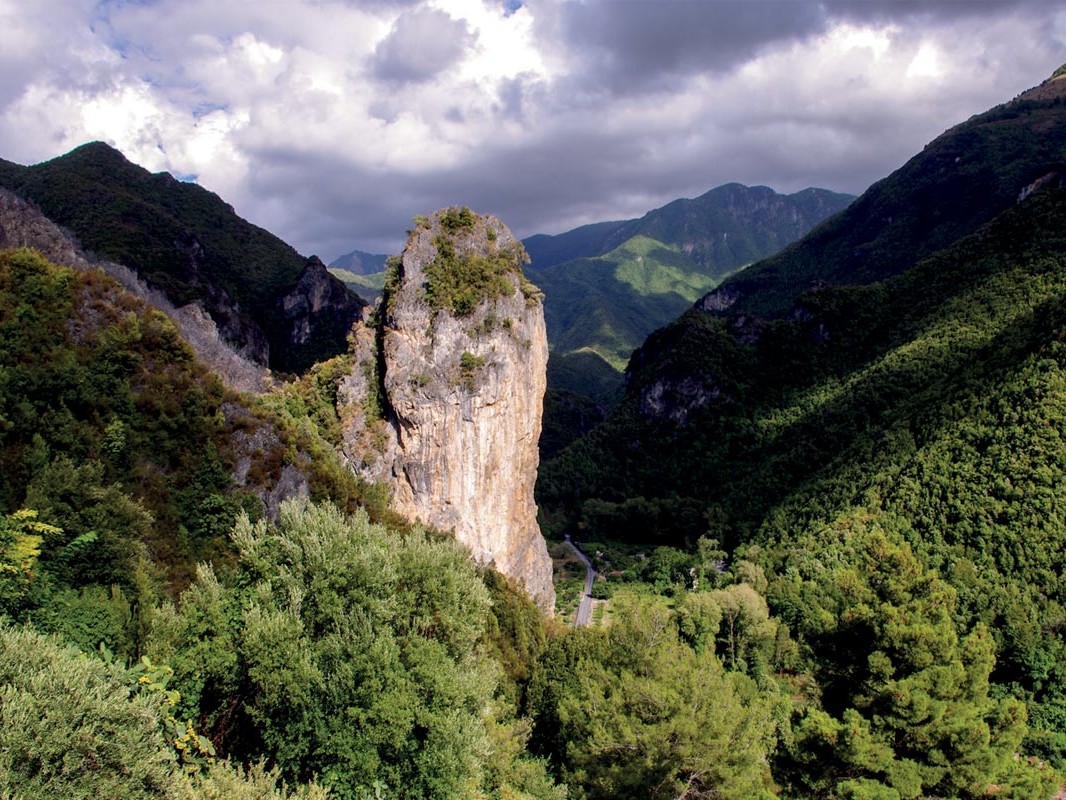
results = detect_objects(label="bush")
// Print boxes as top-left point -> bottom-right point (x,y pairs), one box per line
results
0,624 -> 186,800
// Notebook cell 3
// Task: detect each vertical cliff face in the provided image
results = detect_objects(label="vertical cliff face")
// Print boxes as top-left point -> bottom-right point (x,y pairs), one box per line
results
338,208 -> 555,611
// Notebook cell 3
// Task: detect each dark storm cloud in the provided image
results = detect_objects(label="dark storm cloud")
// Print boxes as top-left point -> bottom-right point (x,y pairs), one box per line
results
823,0 -> 1065,23
222,0 -> 1066,258
370,7 -> 475,83
551,0 -> 827,92
240,124 -> 661,258
2,0 -> 1063,261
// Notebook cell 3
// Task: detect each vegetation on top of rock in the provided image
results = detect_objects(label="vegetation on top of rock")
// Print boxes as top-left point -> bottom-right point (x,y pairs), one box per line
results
439,205 -> 477,232
417,207 -> 540,316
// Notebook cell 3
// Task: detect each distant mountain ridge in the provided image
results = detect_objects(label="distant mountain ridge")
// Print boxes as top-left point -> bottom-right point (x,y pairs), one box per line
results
329,248 -> 388,275
524,183 -> 854,398
526,184 -> 854,276
0,141 -> 365,374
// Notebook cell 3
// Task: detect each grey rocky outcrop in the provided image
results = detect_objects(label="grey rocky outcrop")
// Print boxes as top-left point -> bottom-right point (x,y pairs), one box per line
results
279,255 -> 366,351
337,208 -> 555,611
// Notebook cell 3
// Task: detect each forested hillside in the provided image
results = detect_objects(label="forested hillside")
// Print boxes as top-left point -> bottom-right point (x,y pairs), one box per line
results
537,72 -> 1066,791
6,69 -> 1066,800
0,247 -> 389,649
0,143 -> 364,373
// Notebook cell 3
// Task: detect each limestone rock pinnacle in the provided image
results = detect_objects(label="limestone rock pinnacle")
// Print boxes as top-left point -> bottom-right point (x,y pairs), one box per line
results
338,207 -> 555,611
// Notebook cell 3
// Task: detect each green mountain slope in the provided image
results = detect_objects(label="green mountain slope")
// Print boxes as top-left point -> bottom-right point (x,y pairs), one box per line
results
329,266 -> 385,303
536,236 -> 716,373
607,183 -> 855,280
702,75 -> 1066,319
526,185 -> 853,398
0,247 -> 388,644
525,185 -> 854,275
538,73 -> 1066,766
523,219 -> 626,269
0,142 -> 364,374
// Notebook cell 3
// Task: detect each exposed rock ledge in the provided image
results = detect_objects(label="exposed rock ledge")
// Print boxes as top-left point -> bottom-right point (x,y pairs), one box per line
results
337,208 -> 556,612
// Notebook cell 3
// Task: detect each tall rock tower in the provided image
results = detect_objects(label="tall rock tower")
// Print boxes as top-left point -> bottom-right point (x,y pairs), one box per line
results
338,208 -> 555,611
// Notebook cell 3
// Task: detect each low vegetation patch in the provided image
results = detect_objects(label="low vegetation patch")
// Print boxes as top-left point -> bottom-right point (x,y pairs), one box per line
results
420,207 -> 537,316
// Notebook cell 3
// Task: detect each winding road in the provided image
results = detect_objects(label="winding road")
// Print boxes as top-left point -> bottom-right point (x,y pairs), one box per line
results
564,535 -> 596,627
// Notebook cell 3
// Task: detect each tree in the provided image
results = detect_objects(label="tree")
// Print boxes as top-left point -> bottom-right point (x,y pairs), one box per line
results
0,623 -> 330,800
781,522 -> 1059,799
0,508 -> 59,617
533,595 -> 778,800
675,590 -> 722,655
149,499 -> 519,800
710,582 -> 776,673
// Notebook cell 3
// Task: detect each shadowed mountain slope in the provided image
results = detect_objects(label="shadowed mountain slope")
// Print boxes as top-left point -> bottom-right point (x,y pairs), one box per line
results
0,142 -> 364,374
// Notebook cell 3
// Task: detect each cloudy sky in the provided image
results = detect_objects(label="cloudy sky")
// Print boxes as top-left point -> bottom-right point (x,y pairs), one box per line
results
0,0 -> 1063,259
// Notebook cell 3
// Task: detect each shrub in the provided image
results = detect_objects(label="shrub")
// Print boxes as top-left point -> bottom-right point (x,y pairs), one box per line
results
0,624 -> 186,800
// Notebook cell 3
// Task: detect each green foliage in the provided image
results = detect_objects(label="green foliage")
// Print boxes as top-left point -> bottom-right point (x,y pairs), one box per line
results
709,582 -> 776,673
0,624 -> 331,800
189,761 -> 331,800
0,246 -> 395,660
424,233 -> 527,316
480,568 -> 552,707
538,98 -> 1066,789
530,596 -> 778,800
459,350 -> 486,389
30,584 -> 136,656
439,205 -> 476,232
539,389 -> 607,460
0,508 -> 60,617
775,526 -> 1057,799
148,500 -> 521,800
0,623 -> 187,799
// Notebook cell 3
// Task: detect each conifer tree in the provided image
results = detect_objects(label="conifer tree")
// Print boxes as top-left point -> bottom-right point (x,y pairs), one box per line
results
783,521 -> 1058,799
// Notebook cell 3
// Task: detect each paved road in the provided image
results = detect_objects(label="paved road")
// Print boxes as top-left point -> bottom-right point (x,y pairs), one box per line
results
565,535 -> 596,627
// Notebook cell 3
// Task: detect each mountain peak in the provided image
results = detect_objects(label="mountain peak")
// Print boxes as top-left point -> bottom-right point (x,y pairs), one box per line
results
51,140 -> 135,169
0,141 -> 365,373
